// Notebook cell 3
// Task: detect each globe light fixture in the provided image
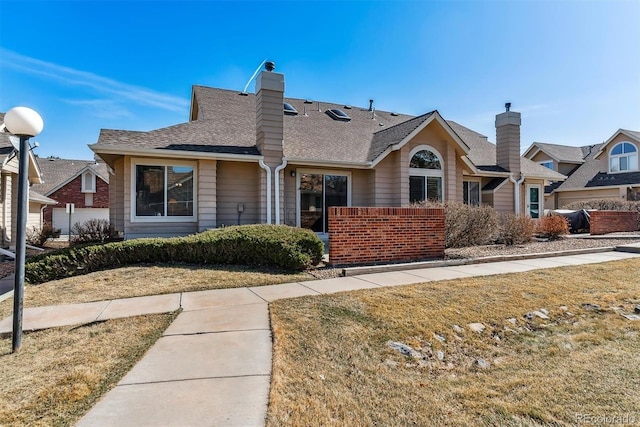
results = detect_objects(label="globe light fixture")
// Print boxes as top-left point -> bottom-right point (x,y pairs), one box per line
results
3,106 -> 43,353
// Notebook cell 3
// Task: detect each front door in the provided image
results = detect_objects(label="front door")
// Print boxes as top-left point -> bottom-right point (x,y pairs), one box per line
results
298,173 -> 348,233
526,184 -> 542,218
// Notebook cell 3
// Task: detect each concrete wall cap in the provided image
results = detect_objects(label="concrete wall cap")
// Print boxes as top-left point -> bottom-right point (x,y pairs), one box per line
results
256,71 -> 285,93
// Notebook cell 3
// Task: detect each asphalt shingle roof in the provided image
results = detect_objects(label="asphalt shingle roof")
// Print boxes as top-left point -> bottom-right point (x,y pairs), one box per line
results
31,158 -> 110,196
529,142 -> 585,163
0,112 -> 17,162
93,85 -> 562,180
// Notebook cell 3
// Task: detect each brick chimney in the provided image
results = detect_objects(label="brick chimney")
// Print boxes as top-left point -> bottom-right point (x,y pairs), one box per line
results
495,103 -> 521,178
256,62 -> 284,166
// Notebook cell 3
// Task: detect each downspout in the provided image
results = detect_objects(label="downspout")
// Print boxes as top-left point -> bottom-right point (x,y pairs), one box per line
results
274,158 -> 287,225
509,173 -> 525,215
258,159 -> 272,224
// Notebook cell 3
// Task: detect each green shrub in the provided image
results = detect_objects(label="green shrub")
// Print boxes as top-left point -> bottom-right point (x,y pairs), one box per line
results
25,224 -> 324,284
499,214 -> 536,245
417,201 -> 500,248
536,215 -> 570,240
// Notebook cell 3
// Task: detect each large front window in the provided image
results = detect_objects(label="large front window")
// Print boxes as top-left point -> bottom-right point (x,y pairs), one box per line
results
609,142 -> 638,172
136,164 -> 194,217
409,147 -> 443,203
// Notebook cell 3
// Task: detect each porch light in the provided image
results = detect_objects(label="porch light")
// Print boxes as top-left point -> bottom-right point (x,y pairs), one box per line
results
3,106 -> 43,353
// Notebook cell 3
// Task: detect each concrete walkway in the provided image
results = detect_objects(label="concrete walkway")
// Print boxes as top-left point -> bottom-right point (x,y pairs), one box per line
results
0,246 -> 639,426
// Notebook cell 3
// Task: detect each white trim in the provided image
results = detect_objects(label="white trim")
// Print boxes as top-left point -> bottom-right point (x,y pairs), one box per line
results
295,168 -> 352,231
130,158 -> 198,223
81,170 -> 96,193
462,178 -> 482,205
554,184 -> 633,192
525,182 -> 542,218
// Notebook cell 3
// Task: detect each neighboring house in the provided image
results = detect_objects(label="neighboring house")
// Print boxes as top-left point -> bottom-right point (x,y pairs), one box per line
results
90,65 -> 564,239
31,158 -> 110,234
0,112 -> 51,247
524,129 -> 640,209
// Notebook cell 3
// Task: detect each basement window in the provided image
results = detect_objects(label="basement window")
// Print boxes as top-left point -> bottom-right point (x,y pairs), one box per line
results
326,109 -> 351,121
283,102 -> 298,116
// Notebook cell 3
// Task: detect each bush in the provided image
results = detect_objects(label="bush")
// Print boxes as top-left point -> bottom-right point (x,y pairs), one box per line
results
25,224 -> 324,284
70,219 -> 115,244
536,215 -> 570,240
499,214 -> 536,245
416,201 -> 499,248
26,223 -> 56,247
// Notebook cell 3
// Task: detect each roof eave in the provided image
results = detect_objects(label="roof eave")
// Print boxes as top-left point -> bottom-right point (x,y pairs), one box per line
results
89,144 -> 264,162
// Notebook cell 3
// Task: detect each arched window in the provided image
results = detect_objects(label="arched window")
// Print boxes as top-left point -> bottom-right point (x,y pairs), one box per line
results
409,146 -> 443,203
609,142 -> 638,172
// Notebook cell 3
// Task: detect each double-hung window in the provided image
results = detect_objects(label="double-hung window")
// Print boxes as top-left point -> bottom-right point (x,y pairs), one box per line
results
135,162 -> 195,219
463,180 -> 480,206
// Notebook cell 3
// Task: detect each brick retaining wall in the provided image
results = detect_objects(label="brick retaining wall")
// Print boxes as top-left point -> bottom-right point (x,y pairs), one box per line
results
590,210 -> 639,235
328,207 -> 445,266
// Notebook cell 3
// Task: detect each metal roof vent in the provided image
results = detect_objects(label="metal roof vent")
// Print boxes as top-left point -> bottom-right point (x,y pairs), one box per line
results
390,112 -> 399,116
265,61 -> 275,72
326,108 -> 351,121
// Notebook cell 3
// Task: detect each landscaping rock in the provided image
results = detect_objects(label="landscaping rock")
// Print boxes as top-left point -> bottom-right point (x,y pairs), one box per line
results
581,303 -> 601,311
539,308 -> 549,315
435,351 -> 445,361
468,323 -> 486,333
387,341 -> 423,359
532,310 -> 550,320
434,333 -> 446,343
474,358 -> 490,369
559,306 -> 568,311
452,325 -> 464,334
507,318 -> 517,325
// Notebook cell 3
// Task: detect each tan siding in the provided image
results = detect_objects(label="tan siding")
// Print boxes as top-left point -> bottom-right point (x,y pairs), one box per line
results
217,161 -> 260,226
373,153 -> 399,206
126,222 -> 198,239
557,163 -> 578,175
198,159 -> 217,231
28,201 -> 42,230
493,181 -> 514,213
530,152 -> 553,163
2,174 -> 11,246
598,133 -> 640,173
283,165 -> 297,226
556,188 -> 622,208
111,158 -> 125,233
352,169 -> 374,206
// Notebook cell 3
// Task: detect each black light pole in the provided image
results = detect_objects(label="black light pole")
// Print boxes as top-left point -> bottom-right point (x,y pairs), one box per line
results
3,107 -> 43,353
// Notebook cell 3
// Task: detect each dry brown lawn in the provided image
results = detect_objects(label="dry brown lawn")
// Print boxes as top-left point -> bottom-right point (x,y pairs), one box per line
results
0,264 -> 312,320
0,312 -> 176,426
268,258 -> 640,426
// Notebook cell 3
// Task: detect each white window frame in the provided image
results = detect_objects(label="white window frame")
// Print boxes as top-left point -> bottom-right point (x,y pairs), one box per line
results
525,184 -> 542,219
609,141 -> 638,173
539,160 -> 554,170
130,158 -> 198,223
408,145 -> 445,202
295,168 -> 352,232
81,170 -> 96,193
463,179 -> 482,206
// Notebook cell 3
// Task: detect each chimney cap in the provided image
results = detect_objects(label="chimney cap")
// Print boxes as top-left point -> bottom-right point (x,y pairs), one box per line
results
505,102 -> 511,112
265,61 -> 275,72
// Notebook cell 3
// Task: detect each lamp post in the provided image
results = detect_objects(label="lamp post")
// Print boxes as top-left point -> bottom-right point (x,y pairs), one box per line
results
3,107 -> 43,353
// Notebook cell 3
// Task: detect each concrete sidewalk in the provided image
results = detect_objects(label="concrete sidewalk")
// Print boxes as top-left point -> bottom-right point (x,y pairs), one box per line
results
0,247 -> 639,426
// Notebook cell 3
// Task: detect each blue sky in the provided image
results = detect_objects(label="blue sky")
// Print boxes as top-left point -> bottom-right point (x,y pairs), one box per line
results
1,0 -> 639,160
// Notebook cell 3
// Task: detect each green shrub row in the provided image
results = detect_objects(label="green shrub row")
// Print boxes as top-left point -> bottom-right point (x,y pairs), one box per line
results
25,225 -> 325,285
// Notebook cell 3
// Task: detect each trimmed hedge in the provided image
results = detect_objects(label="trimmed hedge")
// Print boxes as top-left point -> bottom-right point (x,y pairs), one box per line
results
25,225 -> 325,285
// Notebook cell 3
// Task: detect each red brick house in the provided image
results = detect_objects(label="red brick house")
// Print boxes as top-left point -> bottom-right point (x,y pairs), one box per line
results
31,158 -> 110,233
